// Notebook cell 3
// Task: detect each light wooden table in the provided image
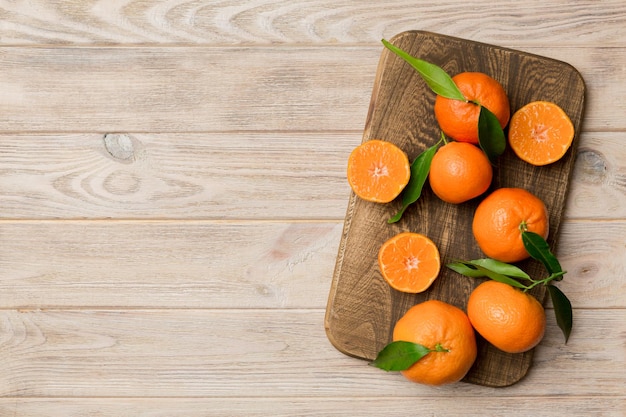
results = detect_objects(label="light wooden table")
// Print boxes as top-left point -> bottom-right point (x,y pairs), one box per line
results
0,1 -> 624,415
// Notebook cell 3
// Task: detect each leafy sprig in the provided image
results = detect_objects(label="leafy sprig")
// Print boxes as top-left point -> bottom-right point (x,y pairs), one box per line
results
381,39 -> 465,101
447,231 -> 572,342
381,39 -> 506,163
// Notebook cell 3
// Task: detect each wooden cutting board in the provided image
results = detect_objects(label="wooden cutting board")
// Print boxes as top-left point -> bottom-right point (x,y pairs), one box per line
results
325,30 -> 585,387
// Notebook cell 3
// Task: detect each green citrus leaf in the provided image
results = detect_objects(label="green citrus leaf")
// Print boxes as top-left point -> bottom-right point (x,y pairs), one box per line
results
478,105 -> 506,164
388,140 -> 440,223
472,264 -> 528,289
447,261 -> 528,289
446,261 -> 487,278
522,231 -> 563,276
387,204 -> 409,224
546,284 -> 573,343
468,258 -> 531,280
369,340 -> 432,371
381,39 -> 466,101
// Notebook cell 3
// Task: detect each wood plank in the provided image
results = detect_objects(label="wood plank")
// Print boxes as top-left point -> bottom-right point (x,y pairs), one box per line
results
0,0 -> 623,46
0,397 -> 623,417
0,46 -> 623,133
0,221 -> 343,309
0,220 -> 623,309
0,131 -> 623,220
0,46 -> 374,133
0,309 -> 623,397
0,132 -> 355,220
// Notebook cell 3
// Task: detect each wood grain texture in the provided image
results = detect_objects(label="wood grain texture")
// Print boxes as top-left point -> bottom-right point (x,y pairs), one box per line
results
0,132 -> 623,220
0,221 -> 342,308
1,397 -> 624,417
0,0 -> 624,46
0,0 -> 623,413
0,220 -> 623,309
0,46 -> 624,133
0,309 -> 623,397
0,46 -> 375,133
327,31 -> 585,387
0,133 -> 354,220
566,132 -> 626,219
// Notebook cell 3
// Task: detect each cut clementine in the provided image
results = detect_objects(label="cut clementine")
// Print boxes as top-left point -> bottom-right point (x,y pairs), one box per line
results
472,187 -> 549,263
428,141 -> 493,204
378,232 -> 441,293
508,101 -> 575,166
434,72 -> 510,144
346,139 -> 410,203
468,280 -> 546,353
393,300 -> 477,385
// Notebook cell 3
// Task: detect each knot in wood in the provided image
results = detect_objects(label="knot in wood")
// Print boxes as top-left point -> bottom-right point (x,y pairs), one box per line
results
575,148 -> 607,184
104,133 -> 136,163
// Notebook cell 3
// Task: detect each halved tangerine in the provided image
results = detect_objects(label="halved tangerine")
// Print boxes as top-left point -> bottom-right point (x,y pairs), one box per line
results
346,139 -> 410,203
508,101 -> 575,166
378,232 -> 441,293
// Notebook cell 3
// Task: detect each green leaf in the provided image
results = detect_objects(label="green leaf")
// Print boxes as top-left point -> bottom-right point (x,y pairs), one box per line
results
522,231 -> 563,276
447,261 -> 487,278
370,341 -> 432,371
447,261 -> 528,289
468,258 -> 531,280
478,105 -> 506,164
382,39 -> 466,101
469,264 -> 529,289
546,284 -> 573,343
388,140 -> 440,223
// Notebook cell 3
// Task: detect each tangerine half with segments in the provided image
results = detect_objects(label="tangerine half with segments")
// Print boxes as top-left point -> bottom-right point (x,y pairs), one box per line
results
347,139 -> 410,203
508,101 -> 575,166
378,232 -> 441,293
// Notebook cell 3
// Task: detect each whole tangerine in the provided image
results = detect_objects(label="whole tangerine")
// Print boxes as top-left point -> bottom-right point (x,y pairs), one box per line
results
434,72 -> 510,144
428,141 -> 493,204
472,187 -> 549,263
393,300 -> 477,385
467,280 -> 546,353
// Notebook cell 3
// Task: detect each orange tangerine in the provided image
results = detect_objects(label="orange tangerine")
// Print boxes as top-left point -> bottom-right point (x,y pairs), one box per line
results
393,300 -> 478,385
347,140 -> 410,203
508,101 -> 575,166
378,232 -> 441,293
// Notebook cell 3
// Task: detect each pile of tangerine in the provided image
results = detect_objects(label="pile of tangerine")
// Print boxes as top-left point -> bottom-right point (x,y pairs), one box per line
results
346,70 -> 575,386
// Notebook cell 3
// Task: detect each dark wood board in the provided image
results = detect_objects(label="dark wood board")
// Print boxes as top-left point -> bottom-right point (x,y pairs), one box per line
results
325,31 -> 585,387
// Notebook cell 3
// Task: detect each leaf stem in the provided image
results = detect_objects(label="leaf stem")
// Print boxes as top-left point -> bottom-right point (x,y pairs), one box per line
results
434,343 -> 450,353
522,271 -> 567,292
519,221 -> 528,233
